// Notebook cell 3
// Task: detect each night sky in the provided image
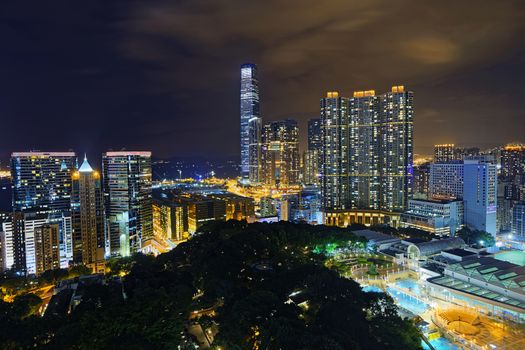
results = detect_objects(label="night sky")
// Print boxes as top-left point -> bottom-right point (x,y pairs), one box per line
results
1,0 -> 525,163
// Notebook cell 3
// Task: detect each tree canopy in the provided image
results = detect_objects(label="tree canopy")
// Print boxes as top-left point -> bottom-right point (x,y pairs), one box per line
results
0,220 -> 422,349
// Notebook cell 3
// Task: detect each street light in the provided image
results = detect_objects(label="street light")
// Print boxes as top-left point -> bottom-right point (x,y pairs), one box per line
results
479,240 -> 484,246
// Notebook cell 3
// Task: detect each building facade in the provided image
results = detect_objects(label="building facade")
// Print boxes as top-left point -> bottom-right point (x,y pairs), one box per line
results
152,199 -> 186,242
260,120 -> 300,187
34,224 -> 60,275
349,90 -> 380,209
380,86 -> 414,212
430,160 -> 497,236
11,151 -> 77,212
401,198 -> 464,236
434,144 -> 456,163
512,202 -> 525,239
240,63 -> 261,183
102,151 -> 152,257
320,91 -> 350,211
320,86 -> 414,216
429,163 -> 464,199
463,160 -> 497,235
71,156 -> 105,271
500,144 -> 525,181
413,162 -> 430,199
304,118 -> 322,185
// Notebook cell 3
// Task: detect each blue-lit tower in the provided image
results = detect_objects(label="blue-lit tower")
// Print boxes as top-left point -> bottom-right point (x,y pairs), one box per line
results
240,63 -> 261,183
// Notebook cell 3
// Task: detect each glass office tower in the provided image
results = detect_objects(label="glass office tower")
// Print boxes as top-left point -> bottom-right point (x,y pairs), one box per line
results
240,63 -> 261,183
11,151 -> 77,212
102,151 -> 152,257
10,151 -> 77,272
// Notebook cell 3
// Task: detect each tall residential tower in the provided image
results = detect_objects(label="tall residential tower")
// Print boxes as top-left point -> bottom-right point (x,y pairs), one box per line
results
320,92 -> 350,211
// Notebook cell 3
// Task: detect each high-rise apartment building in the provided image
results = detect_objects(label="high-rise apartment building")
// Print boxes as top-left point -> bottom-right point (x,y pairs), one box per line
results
71,156 -> 105,271
260,120 -> 300,187
102,151 -> 152,257
380,86 -> 414,212
240,63 -> 261,183
304,118 -> 322,185
308,118 -> 322,151
413,162 -> 430,199
500,144 -> 525,181
434,144 -> 456,163
34,224 -> 60,275
303,150 -> 319,185
429,163 -> 464,199
349,90 -> 380,209
320,86 -> 413,215
320,92 -> 350,211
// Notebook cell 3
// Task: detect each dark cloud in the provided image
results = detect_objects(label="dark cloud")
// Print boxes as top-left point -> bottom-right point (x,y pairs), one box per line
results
1,0 -> 525,162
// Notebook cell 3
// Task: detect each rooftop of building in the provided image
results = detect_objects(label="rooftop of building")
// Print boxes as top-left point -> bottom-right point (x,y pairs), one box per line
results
351,229 -> 400,243
442,248 -> 478,257
103,151 -> 151,157
429,256 -> 525,310
11,151 -> 76,157
409,198 -> 463,205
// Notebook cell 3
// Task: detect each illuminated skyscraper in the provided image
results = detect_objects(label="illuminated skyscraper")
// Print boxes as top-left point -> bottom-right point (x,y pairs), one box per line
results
380,86 -> 414,212
240,63 -> 261,183
320,86 -> 413,217
71,156 -> 105,271
10,151 -> 76,269
349,90 -> 381,209
429,159 -> 497,235
102,151 -> 152,257
463,159 -> 497,235
260,120 -> 300,187
11,151 -> 77,212
434,144 -> 456,163
308,118 -> 322,151
304,118 -> 322,185
320,92 -> 350,211
2,211 -> 48,274
500,144 -> 525,181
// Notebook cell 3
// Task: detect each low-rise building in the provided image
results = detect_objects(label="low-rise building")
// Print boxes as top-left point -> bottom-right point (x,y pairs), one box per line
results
400,198 -> 463,236
428,257 -> 525,323
351,229 -> 401,251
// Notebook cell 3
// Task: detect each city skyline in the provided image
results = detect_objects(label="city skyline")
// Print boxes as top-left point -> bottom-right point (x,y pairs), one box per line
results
1,1 -> 525,162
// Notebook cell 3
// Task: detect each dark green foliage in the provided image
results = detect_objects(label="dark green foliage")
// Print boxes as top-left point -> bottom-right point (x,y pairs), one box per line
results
456,227 -> 495,247
0,220 -> 422,349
